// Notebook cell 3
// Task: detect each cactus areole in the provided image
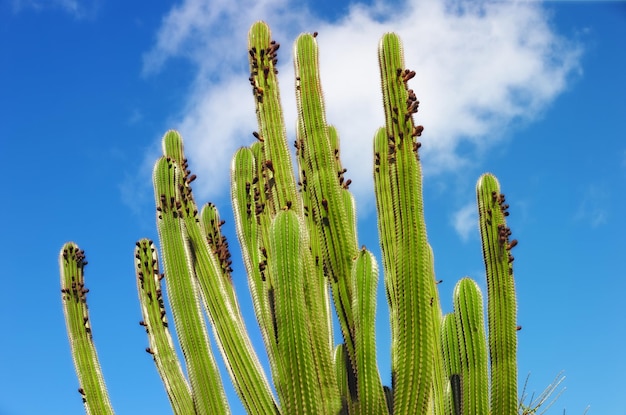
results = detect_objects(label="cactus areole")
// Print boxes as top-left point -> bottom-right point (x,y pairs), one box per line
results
59,21 -> 524,415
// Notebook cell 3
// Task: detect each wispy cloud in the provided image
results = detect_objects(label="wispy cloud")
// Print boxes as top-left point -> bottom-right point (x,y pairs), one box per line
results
140,0 -> 582,214
452,202 -> 478,241
574,184 -> 608,228
11,0 -> 100,19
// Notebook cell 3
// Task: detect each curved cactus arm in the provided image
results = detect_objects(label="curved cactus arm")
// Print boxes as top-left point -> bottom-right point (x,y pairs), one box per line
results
59,242 -> 115,415
134,239 -> 194,415
194,202 -> 279,415
153,156 -> 229,415
351,247 -> 388,415
452,277 -> 489,415
376,32 -> 434,414
269,210 -> 322,414
476,173 -> 518,414
232,141 -> 294,409
162,130 -> 279,415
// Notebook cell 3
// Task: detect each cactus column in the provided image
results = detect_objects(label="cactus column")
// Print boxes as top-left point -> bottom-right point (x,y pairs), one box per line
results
59,21 -> 525,415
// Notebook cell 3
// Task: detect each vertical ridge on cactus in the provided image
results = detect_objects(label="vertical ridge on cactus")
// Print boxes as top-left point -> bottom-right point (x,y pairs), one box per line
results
58,20 -> 540,415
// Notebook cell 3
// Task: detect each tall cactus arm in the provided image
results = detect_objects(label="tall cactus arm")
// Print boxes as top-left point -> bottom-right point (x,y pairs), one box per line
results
231,147 -> 277,362
376,32 -> 434,414
476,173 -> 518,414
134,239 -> 194,415
153,156 -> 229,415
351,248 -> 388,415
452,278 -> 489,415
162,131 -> 279,415
270,210 -> 322,414
232,143 -> 291,408
247,21 -> 301,217
294,31 -> 359,371
59,243 -> 115,415
192,204 -> 279,415
235,134 -> 341,414
296,121 -> 335,356
246,25 -> 338,402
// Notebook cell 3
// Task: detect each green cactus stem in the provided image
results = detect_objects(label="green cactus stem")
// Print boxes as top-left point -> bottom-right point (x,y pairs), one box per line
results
153,155 -> 229,415
293,31 -> 360,371
452,277 -> 490,415
476,173 -> 518,414
351,247 -> 387,414
134,238 -> 194,414
375,32 -> 436,414
59,242 -> 114,415
158,130 -> 278,415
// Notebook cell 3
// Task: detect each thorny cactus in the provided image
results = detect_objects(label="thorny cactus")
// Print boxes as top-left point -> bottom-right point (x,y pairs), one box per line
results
59,21 -> 549,414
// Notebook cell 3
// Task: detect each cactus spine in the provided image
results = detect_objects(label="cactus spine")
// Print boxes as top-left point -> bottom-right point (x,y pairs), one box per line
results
59,21 -> 524,415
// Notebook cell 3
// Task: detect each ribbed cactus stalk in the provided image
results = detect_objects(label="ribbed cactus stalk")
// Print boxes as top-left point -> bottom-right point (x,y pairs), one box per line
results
59,21 -> 531,415
59,243 -> 114,415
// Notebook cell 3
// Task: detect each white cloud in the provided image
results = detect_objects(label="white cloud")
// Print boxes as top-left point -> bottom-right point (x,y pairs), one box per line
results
452,202 -> 478,241
140,0 -> 582,215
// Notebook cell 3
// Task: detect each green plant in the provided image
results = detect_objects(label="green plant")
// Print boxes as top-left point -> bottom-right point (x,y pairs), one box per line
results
59,21 -> 526,414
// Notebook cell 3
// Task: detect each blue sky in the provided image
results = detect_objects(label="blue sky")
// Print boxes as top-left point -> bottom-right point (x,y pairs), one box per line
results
1,0 -> 624,414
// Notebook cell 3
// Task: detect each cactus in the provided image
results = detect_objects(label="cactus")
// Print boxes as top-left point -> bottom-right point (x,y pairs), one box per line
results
59,21 -> 534,414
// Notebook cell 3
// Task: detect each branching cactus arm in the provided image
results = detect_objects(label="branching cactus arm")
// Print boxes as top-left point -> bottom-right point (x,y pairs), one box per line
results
161,131 -> 279,415
59,243 -> 115,415
476,173 -> 518,414
242,22 -> 343,414
153,155 -> 229,415
134,238 -> 194,414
